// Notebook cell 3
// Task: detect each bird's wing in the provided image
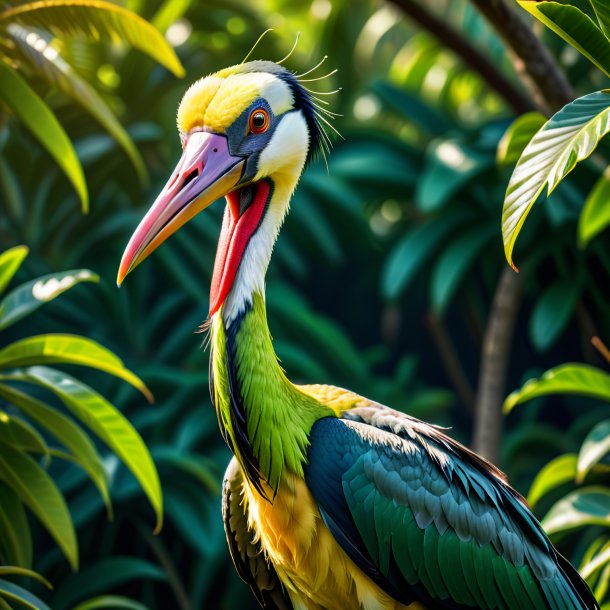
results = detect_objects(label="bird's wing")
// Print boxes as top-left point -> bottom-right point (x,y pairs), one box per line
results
222,457 -> 293,610
302,395 -> 598,610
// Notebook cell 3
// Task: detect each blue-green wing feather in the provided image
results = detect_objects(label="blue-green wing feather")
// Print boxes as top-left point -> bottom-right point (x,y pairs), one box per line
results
304,405 -> 598,610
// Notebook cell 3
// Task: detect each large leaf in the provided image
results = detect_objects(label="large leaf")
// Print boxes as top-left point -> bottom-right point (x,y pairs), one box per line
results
590,0 -> 610,38
542,486 -> 610,535
497,112 -> 546,168
0,412 -> 48,455
0,0 -> 184,77
502,91 -> 610,268
0,269 -> 98,331
0,62 -> 87,212
518,1 -> 610,77
0,568 -> 51,590
0,442 -> 77,569
0,383 -> 109,511
0,334 -> 152,402
529,279 -> 581,351
0,579 -> 51,610
6,24 -> 147,182
72,596 -> 151,610
0,483 -> 32,568
0,247 -> 28,296
578,165 -> 610,247
527,453 -> 577,508
14,367 -> 162,531
578,419 -> 610,482
504,363 -> 610,412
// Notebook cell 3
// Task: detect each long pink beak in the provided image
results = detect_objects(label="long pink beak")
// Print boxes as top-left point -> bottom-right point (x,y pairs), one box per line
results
117,132 -> 244,286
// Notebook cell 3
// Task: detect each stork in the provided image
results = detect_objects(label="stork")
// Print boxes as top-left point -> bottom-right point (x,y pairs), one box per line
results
117,60 -> 598,610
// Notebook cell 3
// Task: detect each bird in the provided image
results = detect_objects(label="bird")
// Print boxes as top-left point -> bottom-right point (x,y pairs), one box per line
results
117,59 -> 599,610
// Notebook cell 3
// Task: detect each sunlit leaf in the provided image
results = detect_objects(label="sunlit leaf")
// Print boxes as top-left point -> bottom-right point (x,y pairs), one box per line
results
12,367 -> 162,531
578,165 -> 610,247
72,596 -> 150,610
0,247 -> 28,296
497,112 -> 546,167
0,334 -> 153,402
581,544 -> 610,580
0,483 -> 32,568
542,486 -> 610,535
0,442 -> 77,569
0,578 -> 51,610
0,412 -> 48,456
590,0 -> 610,38
502,91 -> 610,268
0,63 -> 88,212
518,1 -> 610,77
0,0 -> 184,77
0,269 -> 98,331
578,419 -> 610,482
504,363 -> 610,412
6,24 -> 147,183
527,453 -> 577,508
0,568 -> 51,590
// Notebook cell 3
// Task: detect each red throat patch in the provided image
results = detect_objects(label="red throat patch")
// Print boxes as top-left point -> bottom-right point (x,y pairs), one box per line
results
209,181 -> 270,316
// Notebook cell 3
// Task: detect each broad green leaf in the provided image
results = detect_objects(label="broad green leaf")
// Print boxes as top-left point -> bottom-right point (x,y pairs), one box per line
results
578,419 -> 610,482
504,363 -> 610,412
502,91 -> 610,268
529,279 -> 581,351
581,544 -> 610,580
151,0 -> 194,33
0,63 -> 87,212
381,211 -> 470,299
590,0 -> 610,38
0,383 -> 109,511
0,247 -> 28,296
431,225 -> 495,314
0,443 -> 77,569
0,0 -> 184,77
497,112 -> 546,167
0,412 -> 48,455
578,165 -> 610,247
527,453 -> 577,508
0,334 -> 152,402
72,595 -> 150,610
0,483 -> 32,568
518,2 -> 610,77
153,447 -> 219,494
542,486 -> 610,534
6,24 -> 147,183
0,269 -> 98,331
14,367 -> 162,531
0,579 -> 51,610
0,568 -> 51,590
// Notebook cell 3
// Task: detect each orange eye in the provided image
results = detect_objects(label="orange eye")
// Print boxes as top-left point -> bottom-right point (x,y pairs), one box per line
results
249,108 -> 269,134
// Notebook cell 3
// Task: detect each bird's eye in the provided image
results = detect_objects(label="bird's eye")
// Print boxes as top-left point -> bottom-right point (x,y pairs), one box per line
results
249,109 -> 269,134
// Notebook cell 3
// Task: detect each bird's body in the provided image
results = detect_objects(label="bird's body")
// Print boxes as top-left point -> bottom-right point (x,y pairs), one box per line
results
119,59 -> 599,610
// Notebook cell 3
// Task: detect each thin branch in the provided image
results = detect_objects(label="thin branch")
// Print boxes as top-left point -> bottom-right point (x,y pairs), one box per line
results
592,336 -> 610,366
388,0 -> 534,114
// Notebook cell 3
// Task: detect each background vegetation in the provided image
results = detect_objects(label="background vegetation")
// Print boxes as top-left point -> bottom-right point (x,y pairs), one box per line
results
2,0 -> 610,608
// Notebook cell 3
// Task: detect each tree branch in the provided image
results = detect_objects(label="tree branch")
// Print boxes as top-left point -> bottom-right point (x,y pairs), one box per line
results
388,0 -> 534,114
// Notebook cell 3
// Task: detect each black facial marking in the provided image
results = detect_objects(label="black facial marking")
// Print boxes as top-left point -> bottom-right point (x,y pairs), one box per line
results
239,184 -> 256,215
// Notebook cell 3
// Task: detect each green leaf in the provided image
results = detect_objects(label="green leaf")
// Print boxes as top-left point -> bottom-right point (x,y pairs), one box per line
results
542,486 -> 610,535
590,0 -> 610,38
0,579 -> 51,610
578,419 -> 610,482
381,211 -> 470,300
581,544 -> 610,580
0,62 -> 88,212
518,1 -> 610,77
0,483 -> 32,568
430,225 -> 495,314
6,24 -> 147,183
0,412 -> 48,455
578,165 -> 610,247
504,363 -> 610,413
529,279 -> 581,351
0,334 -> 153,402
12,367 -> 162,532
527,453 -> 577,508
0,568 -> 51,590
72,595 -> 150,610
0,0 -> 184,77
502,91 -> 610,268
0,269 -> 98,331
0,383 -> 109,512
153,447 -> 219,494
0,443 -> 77,569
497,112 -> 546,168
0,247 -> 28,296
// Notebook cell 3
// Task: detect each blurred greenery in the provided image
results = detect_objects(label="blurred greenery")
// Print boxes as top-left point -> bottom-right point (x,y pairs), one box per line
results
1,0 -> 610,608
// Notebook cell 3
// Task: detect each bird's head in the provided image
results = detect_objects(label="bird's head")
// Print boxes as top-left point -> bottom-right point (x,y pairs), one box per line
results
118,60 -> 331,316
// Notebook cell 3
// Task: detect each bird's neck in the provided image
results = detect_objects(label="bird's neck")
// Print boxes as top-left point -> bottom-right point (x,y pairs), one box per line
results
209,175 -> 330,495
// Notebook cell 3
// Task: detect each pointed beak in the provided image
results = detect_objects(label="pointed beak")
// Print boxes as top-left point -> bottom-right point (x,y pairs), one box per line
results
117,132 -> 244,286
